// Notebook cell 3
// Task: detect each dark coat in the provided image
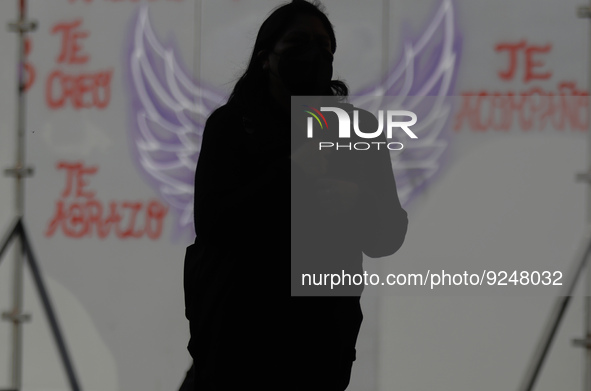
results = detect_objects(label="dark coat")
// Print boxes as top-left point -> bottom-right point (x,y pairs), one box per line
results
184,95 -> 408,390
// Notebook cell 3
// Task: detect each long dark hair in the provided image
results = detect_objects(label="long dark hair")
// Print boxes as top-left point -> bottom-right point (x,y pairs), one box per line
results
227,0 -> 348,106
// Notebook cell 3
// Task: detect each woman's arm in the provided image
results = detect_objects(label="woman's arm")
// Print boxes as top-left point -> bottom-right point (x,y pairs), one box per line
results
356,130 -> 408,258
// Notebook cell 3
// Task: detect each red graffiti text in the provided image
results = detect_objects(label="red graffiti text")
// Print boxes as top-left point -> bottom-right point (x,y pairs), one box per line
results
455,40 -> 588,132
454,82 -> 589,132
495,40 -> 552,83
46,19 -> 114,110
46,69 -> 113,110
46,161 -> 169,240
23,37 -> 36,92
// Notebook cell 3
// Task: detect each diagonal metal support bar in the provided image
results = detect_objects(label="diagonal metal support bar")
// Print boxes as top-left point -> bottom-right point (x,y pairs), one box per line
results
18,222 -> 82,391
518,229 -> 591,391
0,218 -> 20,266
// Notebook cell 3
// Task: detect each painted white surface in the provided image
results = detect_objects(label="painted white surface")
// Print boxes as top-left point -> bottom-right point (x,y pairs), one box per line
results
0,0 -> 588,390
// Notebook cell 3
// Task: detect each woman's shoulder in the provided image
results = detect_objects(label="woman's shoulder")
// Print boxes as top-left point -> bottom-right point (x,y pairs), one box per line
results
201,101 -> 249,141
205,102 -> 241,126
201,100 -> 259,149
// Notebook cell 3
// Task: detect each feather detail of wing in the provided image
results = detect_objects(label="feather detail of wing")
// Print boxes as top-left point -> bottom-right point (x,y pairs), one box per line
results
351,0 -> 461,207
129,6 -> 225,233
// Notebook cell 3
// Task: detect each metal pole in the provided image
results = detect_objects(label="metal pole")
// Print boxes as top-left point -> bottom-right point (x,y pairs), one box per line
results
1,2 -> 80,390
586,259 -> 591,391
11,1 -> 27,388
2,1 -> 36,389
576,3 -> 591,391
585,0 -> 591,386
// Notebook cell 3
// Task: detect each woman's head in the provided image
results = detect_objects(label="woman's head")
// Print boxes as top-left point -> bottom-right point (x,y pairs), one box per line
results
228,0 -> 348,106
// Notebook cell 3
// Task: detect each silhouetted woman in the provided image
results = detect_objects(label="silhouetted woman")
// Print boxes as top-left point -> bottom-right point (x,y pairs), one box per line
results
183,1 -> 408,390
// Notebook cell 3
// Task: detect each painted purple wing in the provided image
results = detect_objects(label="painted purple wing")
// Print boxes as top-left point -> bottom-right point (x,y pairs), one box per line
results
128,1 -> 461,236
350,0 -> 462,207
128,6 -> 225,236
